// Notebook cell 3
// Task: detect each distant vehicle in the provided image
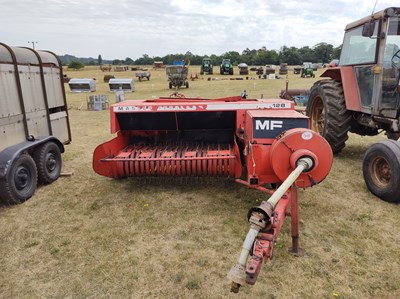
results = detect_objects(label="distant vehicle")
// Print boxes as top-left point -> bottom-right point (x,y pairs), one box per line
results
279,63 -> 288,75
238,63 -> 249,75
301,62 -> 315,78
200,58 -> 213,75
166,59 -> 189,89
220,59 -> 234,75
328,59 -> 339,67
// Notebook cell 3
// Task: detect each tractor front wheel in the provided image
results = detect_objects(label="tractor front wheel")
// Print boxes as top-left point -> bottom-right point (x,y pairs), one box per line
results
362,140 -> 400,202
306,79 -> 352,154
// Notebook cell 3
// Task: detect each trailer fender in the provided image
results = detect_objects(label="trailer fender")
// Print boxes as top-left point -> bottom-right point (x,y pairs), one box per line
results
0,136 -> 64,179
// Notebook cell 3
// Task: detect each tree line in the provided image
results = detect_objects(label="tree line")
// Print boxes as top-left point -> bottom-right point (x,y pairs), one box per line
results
64,42 -> 341,69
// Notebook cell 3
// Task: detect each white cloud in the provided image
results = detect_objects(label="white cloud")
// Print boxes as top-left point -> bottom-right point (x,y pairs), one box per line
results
0,0 -> 398,59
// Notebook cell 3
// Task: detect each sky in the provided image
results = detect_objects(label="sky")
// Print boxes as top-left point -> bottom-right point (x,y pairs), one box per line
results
0,0 -> 397,60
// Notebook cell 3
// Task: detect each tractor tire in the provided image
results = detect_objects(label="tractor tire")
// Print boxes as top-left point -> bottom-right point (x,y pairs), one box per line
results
229,69 -> 234,75
362,140 -> 400,202
185,81 -> 189,88
0,154 -> 37,204
169,82 -> 172,89
306,79 -> 352,154
33,141 -> 62,184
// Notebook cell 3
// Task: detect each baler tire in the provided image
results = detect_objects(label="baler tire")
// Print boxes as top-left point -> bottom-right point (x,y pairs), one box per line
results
33,141 -> 62,184
0,154 -> 37,204
362,140 -> 400,202
306,79 -> 352,154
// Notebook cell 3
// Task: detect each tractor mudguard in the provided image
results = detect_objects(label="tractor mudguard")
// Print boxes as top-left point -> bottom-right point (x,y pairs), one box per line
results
0,136 -> 64,178
320,66 -> 361,111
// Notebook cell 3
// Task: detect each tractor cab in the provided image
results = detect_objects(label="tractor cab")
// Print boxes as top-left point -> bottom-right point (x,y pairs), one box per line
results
338,8 -> 400,119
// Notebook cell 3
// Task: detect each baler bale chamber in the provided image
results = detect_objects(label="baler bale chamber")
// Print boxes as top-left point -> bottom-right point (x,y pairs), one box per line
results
93,95 -> 333,292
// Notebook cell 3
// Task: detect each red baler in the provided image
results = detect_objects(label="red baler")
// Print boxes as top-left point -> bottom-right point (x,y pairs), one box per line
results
93,95 -> 333,292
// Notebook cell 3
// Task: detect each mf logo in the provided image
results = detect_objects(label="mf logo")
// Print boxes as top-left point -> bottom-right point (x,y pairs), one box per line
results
255,119 -> 283,130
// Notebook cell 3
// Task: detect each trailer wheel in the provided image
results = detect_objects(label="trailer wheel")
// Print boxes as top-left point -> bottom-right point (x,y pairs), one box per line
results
306,79 -> 352,154
0,154 -> 37,204
33,141 -> 62,184
363,140 -> 400,202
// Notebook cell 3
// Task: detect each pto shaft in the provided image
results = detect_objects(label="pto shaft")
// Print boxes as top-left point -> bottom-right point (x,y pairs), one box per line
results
227,157 -> 313,293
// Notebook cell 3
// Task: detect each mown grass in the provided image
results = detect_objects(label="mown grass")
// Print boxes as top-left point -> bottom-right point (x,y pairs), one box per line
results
0,66 -> 399,298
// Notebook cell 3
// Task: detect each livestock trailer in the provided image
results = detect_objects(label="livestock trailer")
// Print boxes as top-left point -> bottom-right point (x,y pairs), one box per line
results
68,78 -> 96,92
0,42 -> 71,204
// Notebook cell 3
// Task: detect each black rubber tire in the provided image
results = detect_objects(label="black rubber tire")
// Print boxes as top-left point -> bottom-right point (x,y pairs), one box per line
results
185,81 -> 189,88
0,154 -> 37,204
362,140 -> 400,202
306,80 -> 352,154
33,141 -> 62,184
169,82 -> 172,89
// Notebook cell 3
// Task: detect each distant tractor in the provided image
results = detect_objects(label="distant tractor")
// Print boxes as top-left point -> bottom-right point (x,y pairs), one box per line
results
0,42 -> 71,204
220,59 -> 234,75
306,7 -> 400,202
301,62 -> 315,78
200,58 -> 213,75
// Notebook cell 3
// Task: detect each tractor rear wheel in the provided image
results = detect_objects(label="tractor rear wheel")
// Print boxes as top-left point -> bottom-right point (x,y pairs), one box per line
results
362,140 -> 400,202
306,79 -> 352,154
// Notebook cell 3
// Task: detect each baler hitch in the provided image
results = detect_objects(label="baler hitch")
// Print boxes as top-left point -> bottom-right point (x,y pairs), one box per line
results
228,155 -> 323,293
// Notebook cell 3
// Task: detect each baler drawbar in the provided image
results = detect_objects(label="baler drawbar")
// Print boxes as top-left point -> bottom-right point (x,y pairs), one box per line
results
93,95 -> 333,292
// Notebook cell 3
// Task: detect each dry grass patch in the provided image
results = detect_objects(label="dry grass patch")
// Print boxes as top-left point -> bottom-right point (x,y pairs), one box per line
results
1,66 -> 399,298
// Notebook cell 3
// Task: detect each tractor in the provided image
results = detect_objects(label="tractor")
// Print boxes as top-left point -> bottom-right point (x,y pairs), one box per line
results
300,62 -> 315,78
306,7 -> 400,202
220,58 -> 234,75
200,57 -> 213,75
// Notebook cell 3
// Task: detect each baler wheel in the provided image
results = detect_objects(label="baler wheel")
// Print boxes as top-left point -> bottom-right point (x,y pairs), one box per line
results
362,140 -> 400,202
306,79 -> 352,154
33,141 -> 62,184
0,154 -> 37,204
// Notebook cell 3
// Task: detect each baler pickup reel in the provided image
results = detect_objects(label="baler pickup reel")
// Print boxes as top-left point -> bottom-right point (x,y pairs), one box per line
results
92,95 -> 333,292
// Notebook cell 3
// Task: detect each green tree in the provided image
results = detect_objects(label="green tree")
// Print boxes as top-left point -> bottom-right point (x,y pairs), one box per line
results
298,46 -> 314,63
332,45 -> 342,60
124,57 -> 134,65
279,46 -> 301,65
68,60 -> 84,70
112,59 -> 123,65
313,42 -> 334,63
98,54 -> 103,66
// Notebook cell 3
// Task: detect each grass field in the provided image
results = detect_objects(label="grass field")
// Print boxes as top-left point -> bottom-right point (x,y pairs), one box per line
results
1,66 -> 399,299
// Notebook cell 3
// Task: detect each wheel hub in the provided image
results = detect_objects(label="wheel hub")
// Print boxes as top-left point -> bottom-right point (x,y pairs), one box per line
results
371,156 -> 391,187
15,166 -> 30,190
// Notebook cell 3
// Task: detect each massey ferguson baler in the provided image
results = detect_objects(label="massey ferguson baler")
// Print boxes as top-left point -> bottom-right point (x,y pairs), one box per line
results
93,95 -> 333,292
